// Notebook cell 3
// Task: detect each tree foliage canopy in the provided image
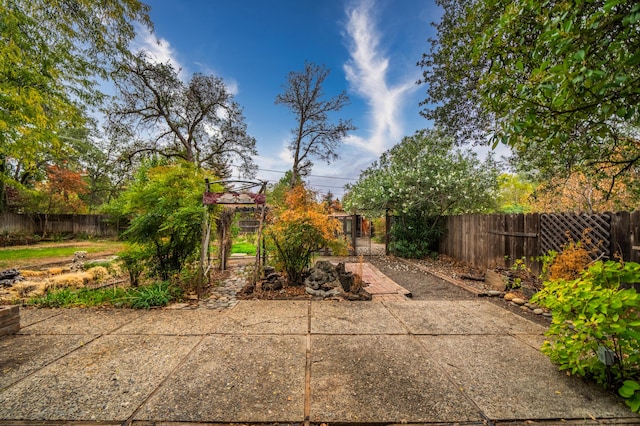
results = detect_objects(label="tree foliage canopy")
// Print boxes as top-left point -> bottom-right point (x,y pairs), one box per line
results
0,0 -> 152,210
112,160 -> 218,281
419,0 -> 640,193
275,62 -> 355,186
108,53 -> 257,177
344,129 -> 499,217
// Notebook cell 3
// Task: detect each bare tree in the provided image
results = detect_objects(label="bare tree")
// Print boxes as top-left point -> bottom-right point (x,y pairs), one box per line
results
108,52 -> 257,177
275,62 -> 355,187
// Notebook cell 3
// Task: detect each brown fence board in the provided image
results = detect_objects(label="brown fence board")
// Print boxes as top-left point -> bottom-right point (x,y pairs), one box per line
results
632,211 -> 640,263
439,211 -> 639,274
1,213 -> 118,237
611,211 -> 630,261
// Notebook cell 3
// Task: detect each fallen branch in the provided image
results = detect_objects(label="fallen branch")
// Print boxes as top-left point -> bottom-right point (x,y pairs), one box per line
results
461,274 -> 485,281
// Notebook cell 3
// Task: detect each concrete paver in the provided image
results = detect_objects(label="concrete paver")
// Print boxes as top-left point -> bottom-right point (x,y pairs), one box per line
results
515,333 -> 549,351
311,300 -> 407,335
210,300 -> 308,335
310,334 -> 481,423
423,335 -> 634,420
18,308 -> 142,335
1,273 -> 638,424
0,334 -> 200,421
384,299 -> 547,335
0,334 -> 97,389
18,307 -> 61,328
114,309 -> 225,335
136,335 -> 306,423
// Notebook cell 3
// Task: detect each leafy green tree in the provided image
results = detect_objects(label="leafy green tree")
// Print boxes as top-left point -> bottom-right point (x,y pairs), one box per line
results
344,129 -> 498,257
266,170 -> 300,208
275,62 -> 355,187
419,0 -> 640,196
345,129 -> 498,217
108,53 -> 257,177
496,173 -> 534,213
111,160 -> 218,281
0,0 -> 152,212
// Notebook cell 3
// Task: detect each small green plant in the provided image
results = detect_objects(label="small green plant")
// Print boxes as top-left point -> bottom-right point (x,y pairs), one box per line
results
506,257 -> 537,290
129,281 -> 181,309
620,380 -> 640,412
119,246 -> 147,287
532,260 -> 640,413
28,286 -> 129,308
27,281 -> 181,309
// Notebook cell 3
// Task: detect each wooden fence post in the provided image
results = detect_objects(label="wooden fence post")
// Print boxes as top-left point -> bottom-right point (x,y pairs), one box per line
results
610,211 -> 631,261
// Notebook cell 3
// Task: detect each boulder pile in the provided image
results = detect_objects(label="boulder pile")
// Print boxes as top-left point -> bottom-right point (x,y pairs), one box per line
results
0,269 -> 23,288
304,261 -> 370,301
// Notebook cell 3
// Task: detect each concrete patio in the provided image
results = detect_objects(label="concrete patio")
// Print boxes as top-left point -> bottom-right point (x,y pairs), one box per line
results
1,299 -> 638,425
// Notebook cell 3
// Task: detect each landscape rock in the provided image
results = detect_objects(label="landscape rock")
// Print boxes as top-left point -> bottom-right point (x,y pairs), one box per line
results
533,308 -> 544,315
503,292 -> 516,302
262,272 -> 285,291
0,269 -> 23,287
485,269 -> 505,291
303,261 -> 370,300
512,297 -> 526,305
69,251 -> 88,271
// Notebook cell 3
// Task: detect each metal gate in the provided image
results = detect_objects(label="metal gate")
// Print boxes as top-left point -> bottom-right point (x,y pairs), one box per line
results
331,214 -> 386,256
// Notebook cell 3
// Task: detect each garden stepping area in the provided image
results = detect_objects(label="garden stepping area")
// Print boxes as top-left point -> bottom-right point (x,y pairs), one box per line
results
1,265 -> 638,424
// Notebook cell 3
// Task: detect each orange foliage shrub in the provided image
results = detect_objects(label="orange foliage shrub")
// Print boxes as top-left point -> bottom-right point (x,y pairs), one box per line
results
265,184 -> 348,285
544,236 -> 593,282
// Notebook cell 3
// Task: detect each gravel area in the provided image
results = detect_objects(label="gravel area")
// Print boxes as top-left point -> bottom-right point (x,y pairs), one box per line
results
367,256 -> 476,300
327,255 -> 551,327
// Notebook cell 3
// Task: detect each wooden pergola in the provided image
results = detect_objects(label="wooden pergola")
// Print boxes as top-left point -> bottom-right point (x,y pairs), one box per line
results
198,179 -> 268,296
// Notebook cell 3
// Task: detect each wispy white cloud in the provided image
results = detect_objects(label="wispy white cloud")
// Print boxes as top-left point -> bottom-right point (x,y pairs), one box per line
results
193,61 -> 240,95
131,27 -> 186,78
343,0 -> 418,155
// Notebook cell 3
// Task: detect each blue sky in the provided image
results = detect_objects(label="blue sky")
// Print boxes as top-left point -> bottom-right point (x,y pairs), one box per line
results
132,0 -> 442,198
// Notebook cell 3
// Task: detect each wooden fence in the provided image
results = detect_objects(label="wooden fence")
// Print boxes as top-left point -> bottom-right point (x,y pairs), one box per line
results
0,212 -> 120,238
438,211 -> 640,273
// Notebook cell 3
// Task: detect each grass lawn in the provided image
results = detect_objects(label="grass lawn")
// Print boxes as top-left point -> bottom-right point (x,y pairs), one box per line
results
0,240 -> 125,269
231,240 -> 256,256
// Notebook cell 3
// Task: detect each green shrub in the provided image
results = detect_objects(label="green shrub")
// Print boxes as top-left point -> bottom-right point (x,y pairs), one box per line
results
27,281 -> 180,309
129,281 -> 181,309
119,246 -> 147,287
109,161 -> 220,282
389,211 -> 444,259
531,260 -> 640,412
28,287 -> 129,308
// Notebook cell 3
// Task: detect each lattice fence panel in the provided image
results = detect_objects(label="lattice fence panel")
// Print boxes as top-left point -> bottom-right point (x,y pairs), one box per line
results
540,213 -> 611,259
